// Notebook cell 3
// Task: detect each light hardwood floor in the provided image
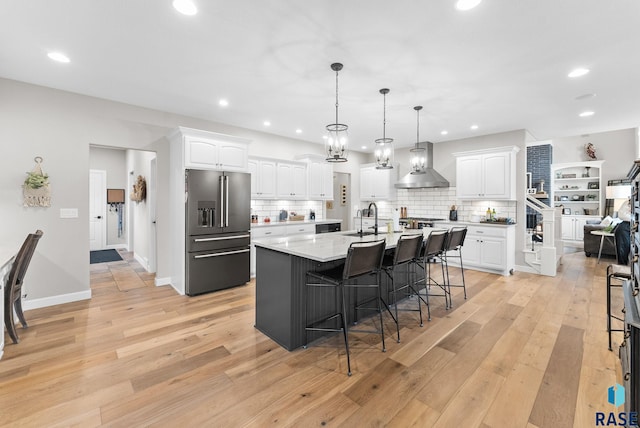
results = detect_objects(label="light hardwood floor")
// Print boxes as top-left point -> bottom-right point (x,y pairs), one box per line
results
0,249 -> 624,427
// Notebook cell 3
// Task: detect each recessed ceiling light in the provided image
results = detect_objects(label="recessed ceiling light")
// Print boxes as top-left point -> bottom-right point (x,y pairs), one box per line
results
441,130 -> 448,135
295,129 -> 302,134
575,93 -> 596,101
173,0 -> 197,15
470,125 -> 478,130
263,121 -> 271,127
47,52 -> 70,63
579,111 -> 595,117
218,99 -> 228,107
455,0 -> 482,11
568,68 -> 590,78
361,146 -> 368,150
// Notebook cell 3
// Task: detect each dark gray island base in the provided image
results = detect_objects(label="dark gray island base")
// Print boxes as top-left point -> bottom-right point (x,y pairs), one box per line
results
255,246 -> 355,350
253,233 -> 426,350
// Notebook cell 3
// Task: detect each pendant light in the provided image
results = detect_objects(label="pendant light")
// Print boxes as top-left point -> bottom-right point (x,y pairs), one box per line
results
325,63 -> 348,162
410,106 -> 426,174
375,88 -> 394,169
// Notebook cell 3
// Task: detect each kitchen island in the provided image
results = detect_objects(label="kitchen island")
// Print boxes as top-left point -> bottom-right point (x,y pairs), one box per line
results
253,228 -> 436,350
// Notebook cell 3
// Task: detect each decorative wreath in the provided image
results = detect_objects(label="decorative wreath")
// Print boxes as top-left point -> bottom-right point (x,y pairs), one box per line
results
130,175 -> 147,202
585,143 -> 597,160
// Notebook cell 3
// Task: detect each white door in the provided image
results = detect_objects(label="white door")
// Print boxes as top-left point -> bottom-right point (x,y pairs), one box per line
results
89,170 -> 107,250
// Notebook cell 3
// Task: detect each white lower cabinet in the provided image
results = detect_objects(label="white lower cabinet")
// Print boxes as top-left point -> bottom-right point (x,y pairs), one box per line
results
436,223 -> 515,276
285,224 -> 316,235
561,215 -> 599,245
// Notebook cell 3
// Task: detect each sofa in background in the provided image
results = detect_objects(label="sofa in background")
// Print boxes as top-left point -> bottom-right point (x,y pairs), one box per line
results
583,223 -> 617,258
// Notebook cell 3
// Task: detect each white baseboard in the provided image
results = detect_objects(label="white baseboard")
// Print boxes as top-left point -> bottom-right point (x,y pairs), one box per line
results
22,290 -> 92,311
514,264 -> 539,275
154,277 -> 172,287
133,252 -> 149,271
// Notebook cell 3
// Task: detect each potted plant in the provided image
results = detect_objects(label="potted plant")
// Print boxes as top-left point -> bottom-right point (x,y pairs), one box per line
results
24,170 -> 49,189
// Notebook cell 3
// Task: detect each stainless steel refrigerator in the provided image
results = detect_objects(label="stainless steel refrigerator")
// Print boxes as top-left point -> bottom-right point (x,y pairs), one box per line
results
185,169 -> 250,295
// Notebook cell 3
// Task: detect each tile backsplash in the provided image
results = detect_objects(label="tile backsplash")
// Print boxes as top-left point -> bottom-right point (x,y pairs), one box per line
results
358,187 -> 517,222
251,200 -> 324,222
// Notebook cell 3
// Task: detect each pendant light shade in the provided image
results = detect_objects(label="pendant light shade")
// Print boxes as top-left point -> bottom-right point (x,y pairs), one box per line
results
410,106 -> 426,174
375,88 -> 394,169
325,63 -> 348,162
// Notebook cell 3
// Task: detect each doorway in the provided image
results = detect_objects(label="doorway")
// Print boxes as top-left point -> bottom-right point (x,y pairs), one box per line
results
326,172 -> 351,230
89,146 -> 157,273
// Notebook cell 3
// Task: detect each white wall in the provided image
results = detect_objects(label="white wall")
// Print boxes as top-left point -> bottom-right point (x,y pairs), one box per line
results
552,128 -> 635,184
127,150 -> 156,270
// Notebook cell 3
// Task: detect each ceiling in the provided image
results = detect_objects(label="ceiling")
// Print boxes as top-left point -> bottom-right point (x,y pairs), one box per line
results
1,0 -> 639,151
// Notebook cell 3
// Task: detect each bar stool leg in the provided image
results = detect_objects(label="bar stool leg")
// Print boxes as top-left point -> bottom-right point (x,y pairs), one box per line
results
376,272 -> 386,353
340,285 -> 352,376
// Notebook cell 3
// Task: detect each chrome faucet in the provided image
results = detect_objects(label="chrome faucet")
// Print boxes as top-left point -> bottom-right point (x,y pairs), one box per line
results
356,209 -> 363,235
368,202 -> 378,235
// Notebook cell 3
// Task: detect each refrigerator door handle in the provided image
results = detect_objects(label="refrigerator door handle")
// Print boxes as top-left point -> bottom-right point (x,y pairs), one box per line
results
193,248 -> 250,259
225,175 -> 230,227
219,175 -> 225,228
193,234 -> 250,242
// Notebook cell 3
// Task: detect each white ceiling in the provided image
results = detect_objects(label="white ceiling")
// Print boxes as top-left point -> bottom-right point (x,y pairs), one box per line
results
1,0 -> 639,151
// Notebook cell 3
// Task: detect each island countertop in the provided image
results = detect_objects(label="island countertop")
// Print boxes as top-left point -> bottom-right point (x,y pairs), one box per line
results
253,228 -> 438,263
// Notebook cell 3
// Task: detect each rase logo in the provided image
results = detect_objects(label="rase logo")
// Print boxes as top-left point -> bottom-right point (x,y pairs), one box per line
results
595,383 -> 638,426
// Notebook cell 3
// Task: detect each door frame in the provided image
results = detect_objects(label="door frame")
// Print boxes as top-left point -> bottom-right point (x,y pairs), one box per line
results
148,157 -> 157,273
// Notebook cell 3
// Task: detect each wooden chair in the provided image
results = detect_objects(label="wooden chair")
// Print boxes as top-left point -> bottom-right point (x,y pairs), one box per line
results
4,230 -> 43,344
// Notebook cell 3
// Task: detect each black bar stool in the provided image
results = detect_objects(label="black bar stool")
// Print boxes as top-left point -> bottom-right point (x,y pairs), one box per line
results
441,226 -> 468,306
607,263 -> 631,351
414,229 -> 450,316
304,239 -> 386,376
381,233 -> 424,343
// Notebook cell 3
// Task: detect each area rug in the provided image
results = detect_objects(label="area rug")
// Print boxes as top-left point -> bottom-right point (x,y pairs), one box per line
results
90,249 -> 123,264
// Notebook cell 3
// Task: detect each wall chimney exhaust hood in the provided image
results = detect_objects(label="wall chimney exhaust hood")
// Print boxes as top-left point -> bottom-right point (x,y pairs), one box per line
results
395,142 -> 450,189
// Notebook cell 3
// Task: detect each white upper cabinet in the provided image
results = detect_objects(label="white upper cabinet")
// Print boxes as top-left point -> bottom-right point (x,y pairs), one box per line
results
453,146 -> 519,200
276,161 -> 308,199
170,127 -> 250,171
248,158 -> 277,199
360,164 -> 397,201
307,159 -> 334,200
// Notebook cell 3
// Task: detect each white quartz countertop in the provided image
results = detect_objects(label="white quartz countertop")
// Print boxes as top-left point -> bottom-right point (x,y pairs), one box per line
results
253,228 -> 434,263
251,218 -> 343,228
433,220 -> 517,227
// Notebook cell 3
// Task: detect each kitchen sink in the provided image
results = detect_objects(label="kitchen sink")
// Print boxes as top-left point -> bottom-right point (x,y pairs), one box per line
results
343,232 -> 378,238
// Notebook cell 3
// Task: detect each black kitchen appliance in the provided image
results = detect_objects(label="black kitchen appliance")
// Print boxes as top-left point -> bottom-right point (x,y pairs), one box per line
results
185,169 -> 250,295
315,222 -> 341,234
